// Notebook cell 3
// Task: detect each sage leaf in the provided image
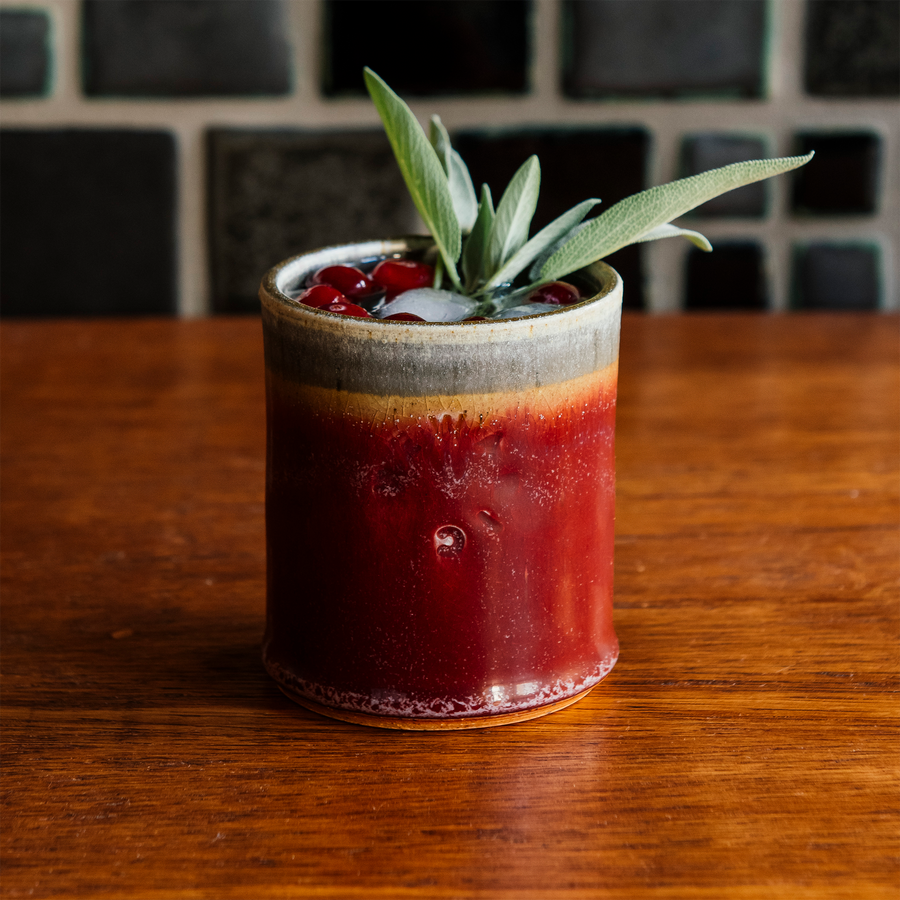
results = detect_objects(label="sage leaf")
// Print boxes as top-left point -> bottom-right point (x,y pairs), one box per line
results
462,184 -> 494,290
448,150 -> 478,232
364,68 -> 462,288
429,115 -> 451,171
482,198 -> 600,292
528,220 -> 589,281
540,153 -> 814,282
429,116 -> 478,233
485,156 -> 541,279
636,222 -> 712,251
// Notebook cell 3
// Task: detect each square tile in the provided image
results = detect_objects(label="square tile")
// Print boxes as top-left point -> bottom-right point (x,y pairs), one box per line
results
805,0 -> 900,97
792,244 -> 880,309
564,0 -> 767,99
323,0 -> 530,96
452,129 -> 650,309
684,242 -> 767,310
0,130 -> 176,317
207,130 -> 418,313
0,10 -> 51,97
791,132 -> 881,215
82,0 -> 291,97
680,134 -> 768,217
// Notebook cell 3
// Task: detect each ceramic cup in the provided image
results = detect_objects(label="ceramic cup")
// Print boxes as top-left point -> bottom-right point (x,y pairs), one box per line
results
260,237 -> 623,730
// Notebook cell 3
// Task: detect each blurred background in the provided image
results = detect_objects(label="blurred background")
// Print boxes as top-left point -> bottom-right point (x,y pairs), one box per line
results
1,0 -> 897,316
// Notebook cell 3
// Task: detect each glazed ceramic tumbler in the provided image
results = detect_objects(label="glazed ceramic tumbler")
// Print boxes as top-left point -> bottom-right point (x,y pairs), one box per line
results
260,237 -> 623,730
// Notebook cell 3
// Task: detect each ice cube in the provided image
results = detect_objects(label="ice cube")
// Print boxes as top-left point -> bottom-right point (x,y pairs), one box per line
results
491,303 -> 560,320
376,288 -> 477,323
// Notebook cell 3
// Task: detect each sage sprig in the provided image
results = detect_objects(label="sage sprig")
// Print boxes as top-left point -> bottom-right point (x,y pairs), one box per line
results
364,68 -> 814,301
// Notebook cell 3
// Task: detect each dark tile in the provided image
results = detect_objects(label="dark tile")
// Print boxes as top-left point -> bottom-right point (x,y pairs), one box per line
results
453,129 -> 650,309
791,132 -> 881,215
0,130 -> 176,317
207,130 -> 418,313
82,0 -> 291,97
323,0 -> 530,96
684,242 -> 767,310
0,10 -> 50,97
680,134 -> 768,217
805,0 -> 900,97
792,244 -> 880,310
564,0 -> 767,99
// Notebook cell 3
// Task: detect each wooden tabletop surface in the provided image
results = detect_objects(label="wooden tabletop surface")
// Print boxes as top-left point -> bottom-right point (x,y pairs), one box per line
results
2,313 -> 897,899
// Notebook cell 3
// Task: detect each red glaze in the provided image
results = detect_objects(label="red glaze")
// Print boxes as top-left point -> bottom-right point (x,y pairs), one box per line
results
527,281 -> 581,305
264,376 -> 619,720
372,259 -> 434,295
383,312 -> 426,322
298,284 -> 346,309
313,265 -> 377,298
323,301 -> 371,318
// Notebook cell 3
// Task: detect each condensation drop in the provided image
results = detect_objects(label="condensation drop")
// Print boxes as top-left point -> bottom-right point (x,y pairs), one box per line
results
434,525 -> 466,557
477,510 -> 503,533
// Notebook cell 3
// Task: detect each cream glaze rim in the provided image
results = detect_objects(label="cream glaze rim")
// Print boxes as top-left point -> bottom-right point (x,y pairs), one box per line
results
260,236 -> 622,348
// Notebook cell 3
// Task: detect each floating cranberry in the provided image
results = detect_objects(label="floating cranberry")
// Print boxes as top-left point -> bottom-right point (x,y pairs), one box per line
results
313,265 -> 376,298
527,281 -> 580,305
372,259 -> 434,295
298,284 -> 346,309
383,312 -> 425,322
323,301 -> 371,318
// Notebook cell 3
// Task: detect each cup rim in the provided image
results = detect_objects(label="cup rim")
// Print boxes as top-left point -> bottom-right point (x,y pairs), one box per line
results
260,236 -> 621,329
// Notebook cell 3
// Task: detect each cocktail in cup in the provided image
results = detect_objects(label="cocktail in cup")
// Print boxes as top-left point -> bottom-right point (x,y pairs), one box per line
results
259,70 -> 812,729
260,238 -> 622,729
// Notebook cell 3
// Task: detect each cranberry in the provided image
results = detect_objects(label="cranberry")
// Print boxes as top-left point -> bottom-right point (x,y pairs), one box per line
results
323,301 -> 371,318
313,265 -> 376,298
298,284 -> 346,309
383,312 -> 425,322
527,281 -> 580,305
372,259 -> 434,295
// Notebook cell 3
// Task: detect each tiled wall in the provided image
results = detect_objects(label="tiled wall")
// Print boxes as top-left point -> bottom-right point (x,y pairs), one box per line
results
1,0 -> 897,316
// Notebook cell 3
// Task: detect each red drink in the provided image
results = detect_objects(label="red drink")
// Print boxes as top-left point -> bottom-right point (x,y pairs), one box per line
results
260,239 -> 622,729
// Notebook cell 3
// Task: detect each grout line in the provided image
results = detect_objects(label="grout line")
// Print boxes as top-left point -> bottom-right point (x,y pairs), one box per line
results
176,124 -> 207,318
289,0 -> 321,110
532,0 -> 562,103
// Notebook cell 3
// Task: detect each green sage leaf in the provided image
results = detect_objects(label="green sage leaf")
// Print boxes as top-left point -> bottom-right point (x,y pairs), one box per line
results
429,115 -> 451,171
484,155 -> 540,280
636,222 -> 712,251
482,198 -> 600,292
364,68 -> 462,288
429,116 -> 477,233
448,150 -> 478,232
529,221 -> 588,281
540,153 -> 814,282
462,184 -> 494,290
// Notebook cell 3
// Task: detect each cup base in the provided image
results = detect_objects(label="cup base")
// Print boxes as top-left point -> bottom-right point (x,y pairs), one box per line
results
273,680 -> 607,730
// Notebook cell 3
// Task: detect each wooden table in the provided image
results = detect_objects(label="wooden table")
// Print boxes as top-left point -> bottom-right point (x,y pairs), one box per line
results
2,314 -> 897,899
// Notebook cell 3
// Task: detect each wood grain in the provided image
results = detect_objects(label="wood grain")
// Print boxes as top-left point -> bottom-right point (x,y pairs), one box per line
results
2,314 -> 897,899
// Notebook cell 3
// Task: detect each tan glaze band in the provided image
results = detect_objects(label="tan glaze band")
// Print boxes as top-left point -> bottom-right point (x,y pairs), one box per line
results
265,360 -> 618,425
274,680 -> 605,731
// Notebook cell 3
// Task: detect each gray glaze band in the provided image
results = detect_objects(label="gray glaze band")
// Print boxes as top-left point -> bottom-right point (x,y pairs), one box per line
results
259,238 -> 623,397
